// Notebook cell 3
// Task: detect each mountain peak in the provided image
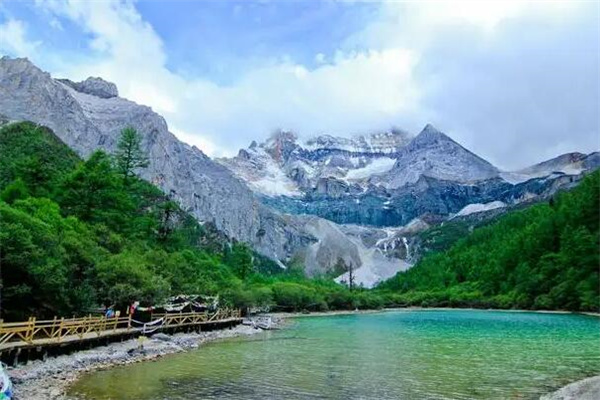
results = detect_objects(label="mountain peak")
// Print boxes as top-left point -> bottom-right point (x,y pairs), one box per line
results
1,55 -> 33,66
265,129 -> 299,162
267,129 -> 298,144
415,124 -> 453,143
377,124 -> 499,188
422,123 -> 439,132
0,56 -> 48,78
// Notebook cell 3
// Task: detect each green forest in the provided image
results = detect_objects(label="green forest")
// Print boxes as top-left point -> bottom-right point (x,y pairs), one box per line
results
0,122 -> 598,321
378,171 -> 600,312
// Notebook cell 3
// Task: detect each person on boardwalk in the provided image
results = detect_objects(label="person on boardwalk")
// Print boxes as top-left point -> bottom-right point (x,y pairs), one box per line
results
105,305 -> 115,318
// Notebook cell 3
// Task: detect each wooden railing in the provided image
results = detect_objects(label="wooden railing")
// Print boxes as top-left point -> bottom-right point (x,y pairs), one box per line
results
0,308 -> 241,349
151,308 -> 241,329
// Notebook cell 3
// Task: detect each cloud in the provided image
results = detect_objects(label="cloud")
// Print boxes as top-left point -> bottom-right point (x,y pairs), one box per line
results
345,0 -> 599,169
181,48 -> 420,153
48,17 -> 63,31
3,0 -> 599,168
413,10 -> 599,169
0,19 -> 41,57
30,0 -> 423,158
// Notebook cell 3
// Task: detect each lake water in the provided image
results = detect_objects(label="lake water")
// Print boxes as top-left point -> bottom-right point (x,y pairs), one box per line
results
68,310 -> 600,399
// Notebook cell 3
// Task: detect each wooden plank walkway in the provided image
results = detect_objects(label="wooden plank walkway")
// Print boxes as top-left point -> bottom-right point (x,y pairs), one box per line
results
0,309 -> 242,352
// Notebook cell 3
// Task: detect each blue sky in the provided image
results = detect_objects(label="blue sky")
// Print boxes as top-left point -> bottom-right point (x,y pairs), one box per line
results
0,0 -> 598,169
137,1 -> 379,83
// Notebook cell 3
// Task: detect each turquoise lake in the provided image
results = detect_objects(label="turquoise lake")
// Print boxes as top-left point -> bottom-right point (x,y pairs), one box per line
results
68,310 -> 600,399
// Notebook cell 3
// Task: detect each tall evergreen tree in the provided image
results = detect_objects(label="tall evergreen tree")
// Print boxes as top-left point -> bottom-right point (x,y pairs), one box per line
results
115,127 -> 149,185
58,151 -> 133,228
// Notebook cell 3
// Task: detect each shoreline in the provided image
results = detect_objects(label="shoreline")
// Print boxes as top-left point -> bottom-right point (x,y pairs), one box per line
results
273,306 -> 600,319
8,308 -> 598,399
398,306 -> 600,317
8,323 -> 275,400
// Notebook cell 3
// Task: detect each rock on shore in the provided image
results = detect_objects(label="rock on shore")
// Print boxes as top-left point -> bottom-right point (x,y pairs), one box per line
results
540,376 -> 600,400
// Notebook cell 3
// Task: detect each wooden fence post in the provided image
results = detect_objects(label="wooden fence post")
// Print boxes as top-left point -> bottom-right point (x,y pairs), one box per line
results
50,316 -> 57,340
78,316 -> 85,339
27,317 -> 36,343
58,317 -> 65,342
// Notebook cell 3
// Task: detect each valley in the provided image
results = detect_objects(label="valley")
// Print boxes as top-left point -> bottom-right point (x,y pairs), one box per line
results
2,56 -> 598,288
0,1 -> 599,399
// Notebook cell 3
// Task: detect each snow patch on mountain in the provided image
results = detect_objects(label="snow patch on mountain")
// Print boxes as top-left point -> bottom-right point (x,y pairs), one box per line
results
220,128 -> 412,197
345,157 -> 396,180
219,144 -> 302,197
453,201 -> 506,218
335,253 -> 410,289
301,129 -> 410,154
501,166 -> 586,184
250,159 -> 302,197
500,152 -> 594,184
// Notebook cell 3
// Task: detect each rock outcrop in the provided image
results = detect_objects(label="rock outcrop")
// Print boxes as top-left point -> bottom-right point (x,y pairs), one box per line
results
540,376 -> 600,400
58,77 -> 119,99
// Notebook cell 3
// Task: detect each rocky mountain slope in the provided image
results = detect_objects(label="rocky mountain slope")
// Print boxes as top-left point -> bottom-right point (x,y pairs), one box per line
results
500,151 -> 599,184
221,123 -> 599,228
0,56 -> 405,287
0,56 -> 279,253
377,124 -> 499,188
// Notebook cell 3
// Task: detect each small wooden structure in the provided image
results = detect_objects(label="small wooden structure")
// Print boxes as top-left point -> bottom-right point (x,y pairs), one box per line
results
0,308 -> 242,365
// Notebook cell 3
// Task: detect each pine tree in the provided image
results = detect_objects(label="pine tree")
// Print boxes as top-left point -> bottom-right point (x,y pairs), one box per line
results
115,127 -> 149,185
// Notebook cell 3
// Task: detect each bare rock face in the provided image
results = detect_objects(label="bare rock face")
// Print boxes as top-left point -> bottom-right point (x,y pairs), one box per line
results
58,77 -> 119,99
0,56 -> 292,261
540,376 -> 600,400
379,124 -> 500,189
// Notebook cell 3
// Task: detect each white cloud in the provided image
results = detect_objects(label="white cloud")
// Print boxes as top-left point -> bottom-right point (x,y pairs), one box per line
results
181,48 -> 420,153
5,0 -> 598,168
343,0 -> 598,169
170,127 -> 220,157
48,17 -> 63,30
30,0 -> 422,157
0,19 -> 41,57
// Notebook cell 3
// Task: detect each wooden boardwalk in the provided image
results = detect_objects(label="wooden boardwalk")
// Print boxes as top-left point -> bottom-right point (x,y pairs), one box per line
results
0,308 -> 242,353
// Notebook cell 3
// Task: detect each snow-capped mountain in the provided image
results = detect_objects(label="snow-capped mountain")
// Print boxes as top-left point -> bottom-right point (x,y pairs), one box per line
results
221,125 -> 599,228
218,128 -> 411,197
2,57 -> 597,289
221,123 -> 501,200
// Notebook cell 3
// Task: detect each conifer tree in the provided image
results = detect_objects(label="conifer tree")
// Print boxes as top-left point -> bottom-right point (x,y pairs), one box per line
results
115,127 -> 148,185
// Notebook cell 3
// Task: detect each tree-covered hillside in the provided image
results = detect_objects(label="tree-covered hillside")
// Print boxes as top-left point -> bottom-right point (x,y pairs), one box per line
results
0,122 -> 377,320
378,171 -> 600,312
